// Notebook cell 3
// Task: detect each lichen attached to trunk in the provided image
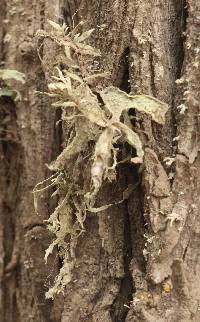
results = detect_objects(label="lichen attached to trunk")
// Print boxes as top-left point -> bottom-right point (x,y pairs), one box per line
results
33,20 -> 168,298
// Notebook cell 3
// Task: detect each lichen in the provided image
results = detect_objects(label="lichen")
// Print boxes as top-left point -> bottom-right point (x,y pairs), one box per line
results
0,69 -> 25,101
33,20 -> 168,298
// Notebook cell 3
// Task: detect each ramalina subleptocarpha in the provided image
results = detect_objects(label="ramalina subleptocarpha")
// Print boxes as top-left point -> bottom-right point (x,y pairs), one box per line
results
33,20 -> 168,298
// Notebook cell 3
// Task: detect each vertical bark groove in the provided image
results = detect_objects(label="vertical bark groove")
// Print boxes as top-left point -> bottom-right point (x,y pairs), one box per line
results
110,166 -> 135,322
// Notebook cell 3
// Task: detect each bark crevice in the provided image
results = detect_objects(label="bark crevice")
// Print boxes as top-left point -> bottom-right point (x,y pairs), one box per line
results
149,44 -> 156,97
176,0 -> 188,78
119,47 -> 131,94
110,164 -> 139,322
110,201 -> 134,322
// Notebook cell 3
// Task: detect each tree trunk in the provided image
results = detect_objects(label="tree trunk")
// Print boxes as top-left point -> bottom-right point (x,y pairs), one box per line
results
0,1 -> 199,322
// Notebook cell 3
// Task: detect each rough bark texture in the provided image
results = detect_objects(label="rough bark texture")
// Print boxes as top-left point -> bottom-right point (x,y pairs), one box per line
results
0,1 -> 199,322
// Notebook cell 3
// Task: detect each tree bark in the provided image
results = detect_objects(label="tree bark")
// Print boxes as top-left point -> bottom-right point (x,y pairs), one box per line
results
0,1 -> 199,322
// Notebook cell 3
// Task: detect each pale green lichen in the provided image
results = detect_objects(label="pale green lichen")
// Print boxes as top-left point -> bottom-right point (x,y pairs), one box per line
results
33,20 -> 168,298
0,69 -> 25,101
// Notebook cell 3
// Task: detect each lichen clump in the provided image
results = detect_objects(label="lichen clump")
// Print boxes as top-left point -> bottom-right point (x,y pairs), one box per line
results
0,69 -> 25,101
33,20 -> 168,298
